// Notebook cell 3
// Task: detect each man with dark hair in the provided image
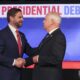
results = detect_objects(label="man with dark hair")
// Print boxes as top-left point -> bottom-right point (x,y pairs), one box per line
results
7,8 -> 22,22
0,8 -> 35,80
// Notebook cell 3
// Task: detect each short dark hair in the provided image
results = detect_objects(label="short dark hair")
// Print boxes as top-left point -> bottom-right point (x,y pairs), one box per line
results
7,8 -> 22,22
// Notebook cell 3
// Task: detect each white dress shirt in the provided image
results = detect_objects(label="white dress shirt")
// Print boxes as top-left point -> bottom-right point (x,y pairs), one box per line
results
49,27 -> 59,35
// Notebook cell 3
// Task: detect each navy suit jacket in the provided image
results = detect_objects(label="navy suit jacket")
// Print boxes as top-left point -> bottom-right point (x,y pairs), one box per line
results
31,29 -> 66,80
0,26 -> 34,80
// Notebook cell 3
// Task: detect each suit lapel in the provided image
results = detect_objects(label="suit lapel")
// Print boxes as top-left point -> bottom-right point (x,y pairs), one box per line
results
39,28 -> 60,49
6,26 -> 19,54
6,26 -> 25,56
39,34 -> 53,49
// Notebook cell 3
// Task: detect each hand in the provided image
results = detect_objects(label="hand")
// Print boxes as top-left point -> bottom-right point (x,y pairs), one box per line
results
15,58 -> 25,68
33,55 -> 39,63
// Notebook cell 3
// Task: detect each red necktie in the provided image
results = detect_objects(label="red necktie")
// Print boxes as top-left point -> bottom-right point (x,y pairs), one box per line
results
16,30 -> 22,56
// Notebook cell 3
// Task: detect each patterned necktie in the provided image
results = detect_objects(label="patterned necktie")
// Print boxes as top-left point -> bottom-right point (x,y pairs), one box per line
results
16,30 -> 22,56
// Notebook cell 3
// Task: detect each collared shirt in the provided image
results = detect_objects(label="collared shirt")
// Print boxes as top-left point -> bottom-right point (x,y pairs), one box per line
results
49,27 -> 59,35
8,24 -> 18,42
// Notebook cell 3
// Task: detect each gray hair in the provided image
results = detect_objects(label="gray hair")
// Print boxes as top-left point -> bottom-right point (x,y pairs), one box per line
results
47,12 -> 61,24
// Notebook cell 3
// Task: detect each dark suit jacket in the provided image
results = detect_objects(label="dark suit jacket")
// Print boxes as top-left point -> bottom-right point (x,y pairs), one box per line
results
30,28 -> 66,80
0,26 -> 35,80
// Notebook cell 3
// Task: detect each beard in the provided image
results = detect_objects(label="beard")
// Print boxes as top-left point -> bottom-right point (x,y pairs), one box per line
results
15,21 -> 23,28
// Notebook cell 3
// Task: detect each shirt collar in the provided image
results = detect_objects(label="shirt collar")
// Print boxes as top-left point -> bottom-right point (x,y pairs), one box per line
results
49,27 -> 59,35
8,24 -> 18,33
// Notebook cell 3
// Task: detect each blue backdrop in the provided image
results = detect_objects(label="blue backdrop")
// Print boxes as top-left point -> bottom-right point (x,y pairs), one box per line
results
0,18 -> 80,61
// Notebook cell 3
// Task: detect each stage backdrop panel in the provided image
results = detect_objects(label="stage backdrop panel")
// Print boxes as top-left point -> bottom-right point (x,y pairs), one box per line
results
0,4 -> 80,69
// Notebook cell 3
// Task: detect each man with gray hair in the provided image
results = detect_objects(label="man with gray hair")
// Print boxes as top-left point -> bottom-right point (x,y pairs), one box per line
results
25,12 -> 66,80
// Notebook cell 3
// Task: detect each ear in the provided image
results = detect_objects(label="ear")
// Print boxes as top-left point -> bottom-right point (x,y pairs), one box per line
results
10,16 -> 14,22
51,19 -> 54,24
51,19 -> 57,27
50,19 -> 55,25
